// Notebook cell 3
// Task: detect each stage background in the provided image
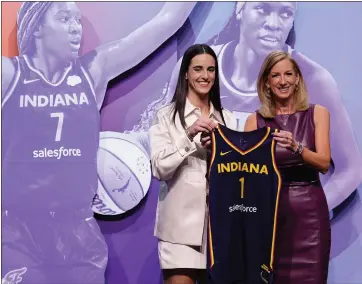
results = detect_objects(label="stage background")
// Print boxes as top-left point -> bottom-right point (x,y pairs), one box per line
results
2,2 -> 362,284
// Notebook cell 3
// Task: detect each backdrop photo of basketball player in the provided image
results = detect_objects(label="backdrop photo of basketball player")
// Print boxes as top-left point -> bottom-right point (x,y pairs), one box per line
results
244,51 -> 331,284
163,1 -> 362,218
1,1 -> 195,283
149,44 -> 237,284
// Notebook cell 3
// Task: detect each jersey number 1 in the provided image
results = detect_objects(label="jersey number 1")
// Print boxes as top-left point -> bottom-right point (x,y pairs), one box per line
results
239,177 -> 245,198
50,112 -> 64,142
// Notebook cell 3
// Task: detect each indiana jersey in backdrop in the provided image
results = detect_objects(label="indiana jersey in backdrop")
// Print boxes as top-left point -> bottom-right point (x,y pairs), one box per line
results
1,55 -> 107,283
207,124 -> 281,284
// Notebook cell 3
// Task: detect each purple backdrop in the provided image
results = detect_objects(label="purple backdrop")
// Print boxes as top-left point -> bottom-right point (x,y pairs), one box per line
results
2,2 -> 362,284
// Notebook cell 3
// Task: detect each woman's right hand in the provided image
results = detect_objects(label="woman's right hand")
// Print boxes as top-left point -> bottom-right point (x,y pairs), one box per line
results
200,131 -> 212,149
187,117 -> 217,140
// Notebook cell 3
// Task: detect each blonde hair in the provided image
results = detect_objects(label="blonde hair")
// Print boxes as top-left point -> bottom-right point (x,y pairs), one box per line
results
257,51 -> 309,118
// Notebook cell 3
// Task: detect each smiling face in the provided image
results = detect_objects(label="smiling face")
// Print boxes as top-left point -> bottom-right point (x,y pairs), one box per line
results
186,54 -> 216,99
36,2 -> 82,60
266,58 -> 299,101
239,2 -> 296,56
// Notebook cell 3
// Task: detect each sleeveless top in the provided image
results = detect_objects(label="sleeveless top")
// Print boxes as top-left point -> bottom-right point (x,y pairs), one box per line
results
256,105 -> 320,186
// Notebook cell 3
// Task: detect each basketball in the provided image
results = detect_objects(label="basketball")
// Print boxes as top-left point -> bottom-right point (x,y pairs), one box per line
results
92,131 -> 152,215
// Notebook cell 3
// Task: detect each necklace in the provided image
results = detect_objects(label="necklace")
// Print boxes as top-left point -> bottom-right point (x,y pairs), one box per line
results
278,108 -> 291,126
279,114 -> 290,126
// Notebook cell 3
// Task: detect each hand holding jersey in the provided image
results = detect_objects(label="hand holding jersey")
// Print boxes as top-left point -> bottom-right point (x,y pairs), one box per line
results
271,130 -> 299,152
187,117 -> 217,140
200,131 -> 213,149
207,124 -> 281,284
186,117 -> 217,151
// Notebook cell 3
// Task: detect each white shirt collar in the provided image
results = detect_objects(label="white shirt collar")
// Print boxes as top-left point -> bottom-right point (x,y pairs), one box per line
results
185,97 -> 223,123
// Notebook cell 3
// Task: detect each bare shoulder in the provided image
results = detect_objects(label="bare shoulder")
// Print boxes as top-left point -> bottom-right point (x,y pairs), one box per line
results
244,112 -> 257,131
2,56 -> 16,96
314,104 -> 329,115
313,104 -> 330,125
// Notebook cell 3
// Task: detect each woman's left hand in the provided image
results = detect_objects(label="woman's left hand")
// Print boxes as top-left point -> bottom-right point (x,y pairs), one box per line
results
272,130 -> 298,152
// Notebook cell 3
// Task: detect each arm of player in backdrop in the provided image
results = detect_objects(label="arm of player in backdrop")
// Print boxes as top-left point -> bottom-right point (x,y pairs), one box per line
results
309,70 -> 362,211
81,2 -> 196,110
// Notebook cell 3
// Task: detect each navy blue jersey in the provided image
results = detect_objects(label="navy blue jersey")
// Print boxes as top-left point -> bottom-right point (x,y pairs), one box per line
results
2,55 -> 99,212
207,124 -> 281,284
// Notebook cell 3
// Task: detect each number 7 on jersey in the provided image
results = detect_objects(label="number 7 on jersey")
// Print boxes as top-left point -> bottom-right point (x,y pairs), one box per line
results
50,112 -> 64,142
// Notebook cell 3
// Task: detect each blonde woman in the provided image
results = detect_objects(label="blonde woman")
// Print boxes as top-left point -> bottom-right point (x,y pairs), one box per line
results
245,50 -> 331,284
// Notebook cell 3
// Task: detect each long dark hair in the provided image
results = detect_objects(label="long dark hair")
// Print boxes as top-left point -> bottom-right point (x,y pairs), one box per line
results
171,43 -> 226,129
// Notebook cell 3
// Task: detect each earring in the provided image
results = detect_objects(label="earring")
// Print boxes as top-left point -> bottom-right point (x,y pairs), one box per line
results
295,84 -> 299,91
267,88 -> 270,94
